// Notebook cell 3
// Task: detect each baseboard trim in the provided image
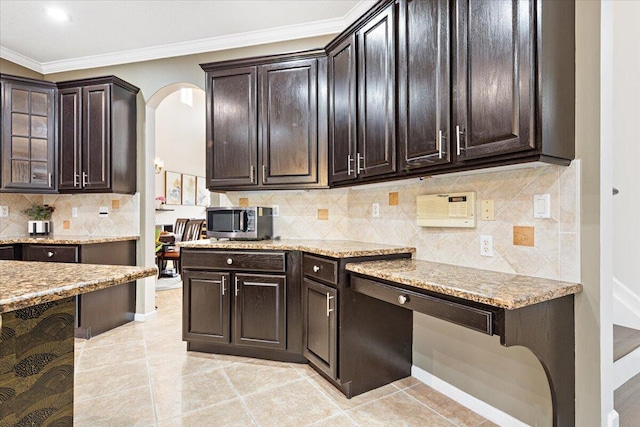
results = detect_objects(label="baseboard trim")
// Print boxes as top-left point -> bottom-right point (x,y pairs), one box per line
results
614,346 -> 640,389
607,410 -> 620,427
411,365 -> 528,427
134,310 -> 157,322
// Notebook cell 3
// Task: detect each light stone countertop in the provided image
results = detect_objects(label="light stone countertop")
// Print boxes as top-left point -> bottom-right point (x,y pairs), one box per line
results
0,235 -> 140,245
178,239 -> 416,258
0,261 -> 156,314
346,259 -> 582,310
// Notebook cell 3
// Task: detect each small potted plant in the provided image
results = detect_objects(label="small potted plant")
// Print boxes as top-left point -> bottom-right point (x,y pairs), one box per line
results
23,203 -> 55,236
155,196 -> 166,210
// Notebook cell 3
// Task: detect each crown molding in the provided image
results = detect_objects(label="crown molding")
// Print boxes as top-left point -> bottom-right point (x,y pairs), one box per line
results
0,47 -> 44,74
1,1 -> 376,75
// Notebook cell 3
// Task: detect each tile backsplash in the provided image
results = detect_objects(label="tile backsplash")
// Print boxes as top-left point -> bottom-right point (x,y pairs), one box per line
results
223,162 -> 580,282
0,193 -> 139,237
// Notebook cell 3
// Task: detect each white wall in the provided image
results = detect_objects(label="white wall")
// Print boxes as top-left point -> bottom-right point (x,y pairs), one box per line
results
612,1 -> 640,328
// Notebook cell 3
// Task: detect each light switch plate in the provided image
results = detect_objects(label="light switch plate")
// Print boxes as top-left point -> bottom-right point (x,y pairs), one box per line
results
72,207 -> 78,218
272,205 -> 280,217
533,194 -> 551,218
0,206 -> 8,217
99,206 -> 109,217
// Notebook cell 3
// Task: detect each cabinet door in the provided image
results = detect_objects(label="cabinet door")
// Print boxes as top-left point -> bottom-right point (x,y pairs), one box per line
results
454,0 -> 534,161
302,278 -> 337,379
82,84 -> 111,190
58,87 -> 82,190
398,0 -> 451,170
183,270 -> 231,344
260,59 -> 318,185
207,67 -> 258,188
233,273 -> 286,350
1,81 -> 56,192
357,4 -> 396,178
328,35 -> 358,184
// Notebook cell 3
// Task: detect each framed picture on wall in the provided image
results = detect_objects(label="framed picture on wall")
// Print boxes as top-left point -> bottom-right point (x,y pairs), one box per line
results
196,176 -> 210,206
165,171 -> 182,205
182,174 -> 196,206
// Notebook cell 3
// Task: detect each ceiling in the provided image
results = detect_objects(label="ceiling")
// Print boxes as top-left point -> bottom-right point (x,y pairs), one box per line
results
0,0 -> 373,74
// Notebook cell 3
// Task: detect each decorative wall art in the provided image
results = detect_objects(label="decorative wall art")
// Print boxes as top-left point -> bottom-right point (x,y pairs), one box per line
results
196,176 -> 210,206
182,174 -> 196,206
165,171 -> 182,205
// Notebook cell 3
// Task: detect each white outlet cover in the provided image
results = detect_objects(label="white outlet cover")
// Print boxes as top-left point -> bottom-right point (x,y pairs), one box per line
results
480,235 -> 493,257
0,206 -> 8,217
72,207 -> 78,218
372,203 -> 380,218
272,205 -> 280,217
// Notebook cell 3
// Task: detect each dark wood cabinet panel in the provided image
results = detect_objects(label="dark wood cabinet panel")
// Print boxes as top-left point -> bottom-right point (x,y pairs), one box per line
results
206,67 -> 257,188
183,270 -> 231,344
328,34 -> 358,184
23,244 -> 79,263
0,245 -> 19,260
453,0 -> 534,161
57,76 -> 138,194
303,278 -> 337,379
357,3 -> 396,178
260,59 -> 318,185
398,0 -> 451,170
234,273 -> 286,350
1,75 -> 57,193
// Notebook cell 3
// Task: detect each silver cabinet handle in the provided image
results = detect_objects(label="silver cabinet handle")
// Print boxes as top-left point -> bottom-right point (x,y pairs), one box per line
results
48,173 -> 52,187
227,258 -> 233,265
313,265 -> 321,273
234,277 -> 239,297
438,130 -> 444,159
250,165 -> 255,183
47,251 -> 54,258
357,153 -> 364,174
262,165 -> 267,183
398,295 -> 408,305
82,172 -> 88,187
221,276 -> 226,296
347,154 -> 355,176
326,292 -> 334,317
74,173 -> 79,187
456,125 -> 463,156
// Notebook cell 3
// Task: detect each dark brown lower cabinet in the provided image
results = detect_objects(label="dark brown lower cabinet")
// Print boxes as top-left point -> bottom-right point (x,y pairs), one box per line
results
183,271 -> 231,344
21,240 -> 136,337
302,277 -> 337,379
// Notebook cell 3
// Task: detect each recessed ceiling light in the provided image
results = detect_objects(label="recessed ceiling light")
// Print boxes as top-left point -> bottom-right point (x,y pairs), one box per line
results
47,7 -> 70,22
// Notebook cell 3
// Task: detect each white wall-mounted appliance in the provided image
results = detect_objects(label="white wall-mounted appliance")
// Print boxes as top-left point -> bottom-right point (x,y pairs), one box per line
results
416,191 -> 476,228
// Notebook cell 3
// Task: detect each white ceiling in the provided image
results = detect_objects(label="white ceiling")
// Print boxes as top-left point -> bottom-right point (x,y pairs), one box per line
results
0,0 -> 374,74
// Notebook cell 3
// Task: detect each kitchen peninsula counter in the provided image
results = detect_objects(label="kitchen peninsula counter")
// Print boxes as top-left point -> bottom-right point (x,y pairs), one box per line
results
0,261 -> 156,427
178,238 -> 416,258
0,234 -> 139,245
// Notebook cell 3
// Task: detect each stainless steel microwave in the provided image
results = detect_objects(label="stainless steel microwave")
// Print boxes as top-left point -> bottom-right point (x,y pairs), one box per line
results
205,207 -> 273,240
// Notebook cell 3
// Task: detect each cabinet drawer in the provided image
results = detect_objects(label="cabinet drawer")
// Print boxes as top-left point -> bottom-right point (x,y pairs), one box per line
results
303,254 -> 338,285
24,245 -> 79,263
350,276 -> 493,335
181,250 -> 285,272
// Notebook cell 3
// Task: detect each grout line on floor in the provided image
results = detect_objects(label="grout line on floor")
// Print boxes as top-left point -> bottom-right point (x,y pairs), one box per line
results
400,387 -> 461,427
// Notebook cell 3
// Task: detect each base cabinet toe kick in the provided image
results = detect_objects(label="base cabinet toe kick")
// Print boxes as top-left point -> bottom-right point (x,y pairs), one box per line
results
349,274 -> 577,427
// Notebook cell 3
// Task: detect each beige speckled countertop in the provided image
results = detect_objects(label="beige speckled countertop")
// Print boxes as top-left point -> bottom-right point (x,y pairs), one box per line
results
0,261 -> 156,314
0,235 -> 139,245
346,259 -> 582,310
178,239 -> 416,258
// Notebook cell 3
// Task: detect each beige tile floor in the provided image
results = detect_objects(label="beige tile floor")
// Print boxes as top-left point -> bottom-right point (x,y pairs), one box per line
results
74,288 -> 497,427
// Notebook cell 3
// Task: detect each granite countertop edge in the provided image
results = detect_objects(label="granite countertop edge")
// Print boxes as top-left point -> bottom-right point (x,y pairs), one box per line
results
0,263 -> 157,314
177,239 -> 416,258
0,235 -> 140,244
345,260 -> 583,310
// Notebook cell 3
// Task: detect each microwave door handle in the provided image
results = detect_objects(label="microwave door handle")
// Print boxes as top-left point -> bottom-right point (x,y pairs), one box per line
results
239,211 -> 246,232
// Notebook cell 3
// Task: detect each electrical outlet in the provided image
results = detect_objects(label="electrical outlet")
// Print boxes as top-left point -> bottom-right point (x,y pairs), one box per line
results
480,235 -> 493,257
0,206 -> 8,217
372,203 -> 380,218
272,205 -> 280,217
72,207 -> 78,218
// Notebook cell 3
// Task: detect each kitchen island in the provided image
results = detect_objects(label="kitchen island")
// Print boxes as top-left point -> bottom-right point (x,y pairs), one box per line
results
0,260 -> 156,427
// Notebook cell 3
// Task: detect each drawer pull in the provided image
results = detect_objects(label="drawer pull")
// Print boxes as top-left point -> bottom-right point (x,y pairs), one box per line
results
47,251 -> 54,258
398,295 -> 408,305
227,258 -> 233,265
326,292 -> 334,317
313,265 -> 321,273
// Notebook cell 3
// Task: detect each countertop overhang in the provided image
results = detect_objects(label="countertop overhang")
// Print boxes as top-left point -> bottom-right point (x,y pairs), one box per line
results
346,259 -> 582,310
0,235 -> 140,245
0,260 -> 156,313
178,239 -> 416,258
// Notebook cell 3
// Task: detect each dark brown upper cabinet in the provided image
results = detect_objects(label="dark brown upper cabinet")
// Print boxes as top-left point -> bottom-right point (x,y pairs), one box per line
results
201,51 -> 328,191
1,75 -> 57,193
57,76 -> 139,194
397,0 -> 451,172
328,1 -> 396,185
